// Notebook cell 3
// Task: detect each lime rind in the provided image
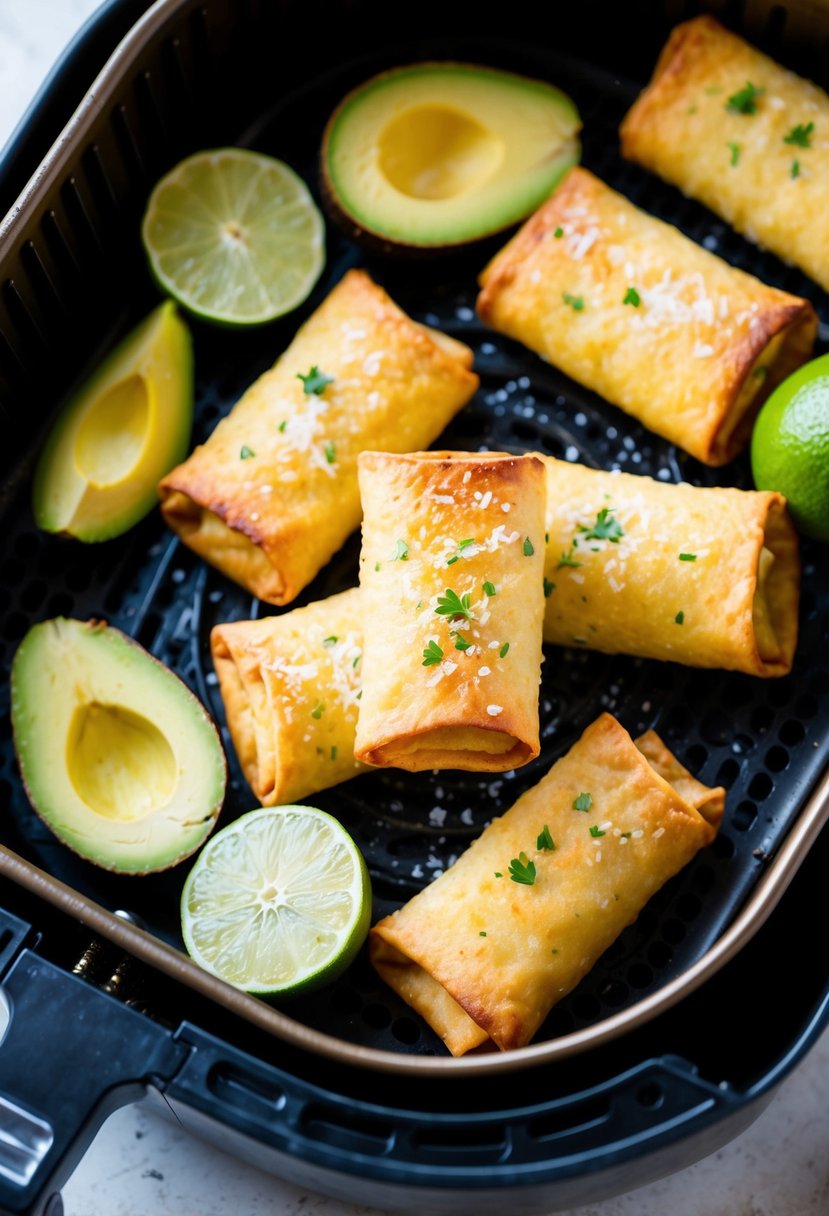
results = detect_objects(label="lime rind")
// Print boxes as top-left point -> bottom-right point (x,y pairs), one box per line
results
181,804 -> 371,996
142,149 -> 326,327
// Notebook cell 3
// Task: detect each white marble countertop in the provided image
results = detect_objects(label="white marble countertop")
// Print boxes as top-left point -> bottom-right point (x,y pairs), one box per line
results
1,3 -> 828,1214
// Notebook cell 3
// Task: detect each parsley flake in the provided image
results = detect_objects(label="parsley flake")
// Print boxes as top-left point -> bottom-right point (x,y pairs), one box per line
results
727,141 -> 741,166
454,636 -> 472,652
374,561 -> 381,572
446,555 -> 459,566
422,640 -> 444,667
557,551 -> 583,570
508,852 -> 537,885
323,440 -> 336,464
499,642 -> 510,658
543,578 -> 556,598
323,636 -> 338,646
791,158 -> 801,179
523,537 -> 535,556
311,702 -> 324,719
297,365 -> 334,395
679,552 -> 697,562
537,825 -> 556,851
435,589 -> 474,621
479,930 -> 488,937
675,610 -> 685,625
623,286 -> 641,307
458,537 -> 476,551
589,825 -> 606,838
240,445 -> 255,460
573,792 -> 593,812
352,653 -> 361,667
392,539 -> 409,561
494,871 -> 503,878
554,226 -> 564,238
726,81 -> 764,115
331,746 -> 337,761
483,581 -> 497,597
278,420 -> 287,433
563,292 -> 585,312
579,506 -> 623,543
784,121 -> 814,147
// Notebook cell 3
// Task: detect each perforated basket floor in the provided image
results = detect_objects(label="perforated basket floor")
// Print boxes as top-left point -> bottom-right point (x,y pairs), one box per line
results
1,39 -> 827,1059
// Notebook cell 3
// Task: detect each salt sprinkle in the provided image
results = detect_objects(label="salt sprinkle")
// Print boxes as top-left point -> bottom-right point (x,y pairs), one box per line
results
693,342 -> 715,359
501,502 -> 511,513
478,666 -> 491,677
486,704 -> 503,717
463,470 -> 471,484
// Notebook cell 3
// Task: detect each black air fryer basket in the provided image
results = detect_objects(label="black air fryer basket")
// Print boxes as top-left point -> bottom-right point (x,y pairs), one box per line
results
0,2 -> 827,1213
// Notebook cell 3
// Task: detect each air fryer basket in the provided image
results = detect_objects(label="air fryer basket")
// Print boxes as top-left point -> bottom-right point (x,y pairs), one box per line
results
0,1 -> 827,1213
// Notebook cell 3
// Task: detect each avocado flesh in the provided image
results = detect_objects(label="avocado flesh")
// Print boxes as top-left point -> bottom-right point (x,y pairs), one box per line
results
11,618 -> 226,873
32,300 -> 193,542
322,63 -> 581,249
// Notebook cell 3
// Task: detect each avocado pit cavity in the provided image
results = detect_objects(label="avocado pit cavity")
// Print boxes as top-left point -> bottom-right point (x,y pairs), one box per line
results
67,700 -> 177,821
377,107 -> 504,200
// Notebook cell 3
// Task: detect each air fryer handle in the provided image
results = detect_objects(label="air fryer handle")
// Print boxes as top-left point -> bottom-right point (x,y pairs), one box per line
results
0,947 -> 186,1216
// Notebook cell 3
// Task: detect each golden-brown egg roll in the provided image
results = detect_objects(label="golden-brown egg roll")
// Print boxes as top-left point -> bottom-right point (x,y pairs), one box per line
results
541,456 -> 799,676
371,712 -> 724,1055
211,589 -> 366,806
160,270 -> 479,605
355,450 -> 546,772
621,16 -> 829,292
476,167 -> 816,465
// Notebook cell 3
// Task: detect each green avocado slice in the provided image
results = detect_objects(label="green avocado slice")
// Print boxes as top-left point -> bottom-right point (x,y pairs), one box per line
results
32,300 -> 192,542
321,62 -> 581,251
11,618 -> 227,874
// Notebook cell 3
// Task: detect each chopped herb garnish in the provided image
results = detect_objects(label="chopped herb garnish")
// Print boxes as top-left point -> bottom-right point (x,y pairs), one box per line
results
557,551 -> 583,570
499,642 -> 510,658
727,141 -> 741,166
352,653 -> 361,668
784,121 -> 814,147
494,871 -> 503,878
311,701 -> 324,719
554,226 -> 564,238
374,561 -> 381,572
240,445 -> 255,460
543,578 -> 556,598
522,536 -> 535,557
479,931 -> 488,937
573,792 -> 593,812
323,636 -> 338,646
323,440 -> 336,464
455,636 -> 472,652
589,825 -> 606,838
392,539 -> 409,562
537,825 -> 556,851
458,538 -> 475,551
675,611 -> 685,625
621,831 -> 632,839
726,81 -> 763,115
331,746 -> 338,761
297,365 -> 334,395
563,292 -> 585,312
483,581 -> 497,597
791,158 -> 801,179
623,286 -> 641,307
278,420 -> 287,433
579,506 -> 623,543
679,552 -> 697,562
422,640 -> 444,667
356,690 -> 362,700
508,852 -> 537,885
435,589 -> 474,621
446,555 -> 459,566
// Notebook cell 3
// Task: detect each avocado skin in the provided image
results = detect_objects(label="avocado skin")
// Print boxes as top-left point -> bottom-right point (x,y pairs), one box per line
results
11,617 -> 227,875
320,61 -> 581,256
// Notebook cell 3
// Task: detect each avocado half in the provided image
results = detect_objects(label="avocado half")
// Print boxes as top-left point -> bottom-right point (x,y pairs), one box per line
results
11,618 -> 227,874
321,62 -> 581,253
32,300 -> 192,542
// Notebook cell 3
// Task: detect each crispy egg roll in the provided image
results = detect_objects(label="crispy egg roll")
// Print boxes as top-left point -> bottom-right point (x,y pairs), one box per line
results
541,456 -> 799,676
371,712 -> 724,1055
621,16 -> 829,293
476,167 -> 816,465
160,270 -> 479,605
211,589 -> 366,805
355,451 -> 546,772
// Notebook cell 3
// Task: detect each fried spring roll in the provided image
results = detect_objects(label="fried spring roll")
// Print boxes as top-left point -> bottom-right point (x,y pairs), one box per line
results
211,589 -> 366,806
355,451 -> 546,772
541,457 -> 799,676
621,16 -> 829,292
476,168 -> 816,465
371,713 -> 724,1055
160,270 -> 479,605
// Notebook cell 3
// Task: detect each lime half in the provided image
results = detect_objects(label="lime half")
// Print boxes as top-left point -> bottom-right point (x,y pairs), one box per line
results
142,149 -> 325,326
181,805 -> 371,996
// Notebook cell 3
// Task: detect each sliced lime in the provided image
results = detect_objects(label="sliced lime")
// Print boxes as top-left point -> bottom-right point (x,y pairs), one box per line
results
181,805 -> 371,996
142,149 -> 325,326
